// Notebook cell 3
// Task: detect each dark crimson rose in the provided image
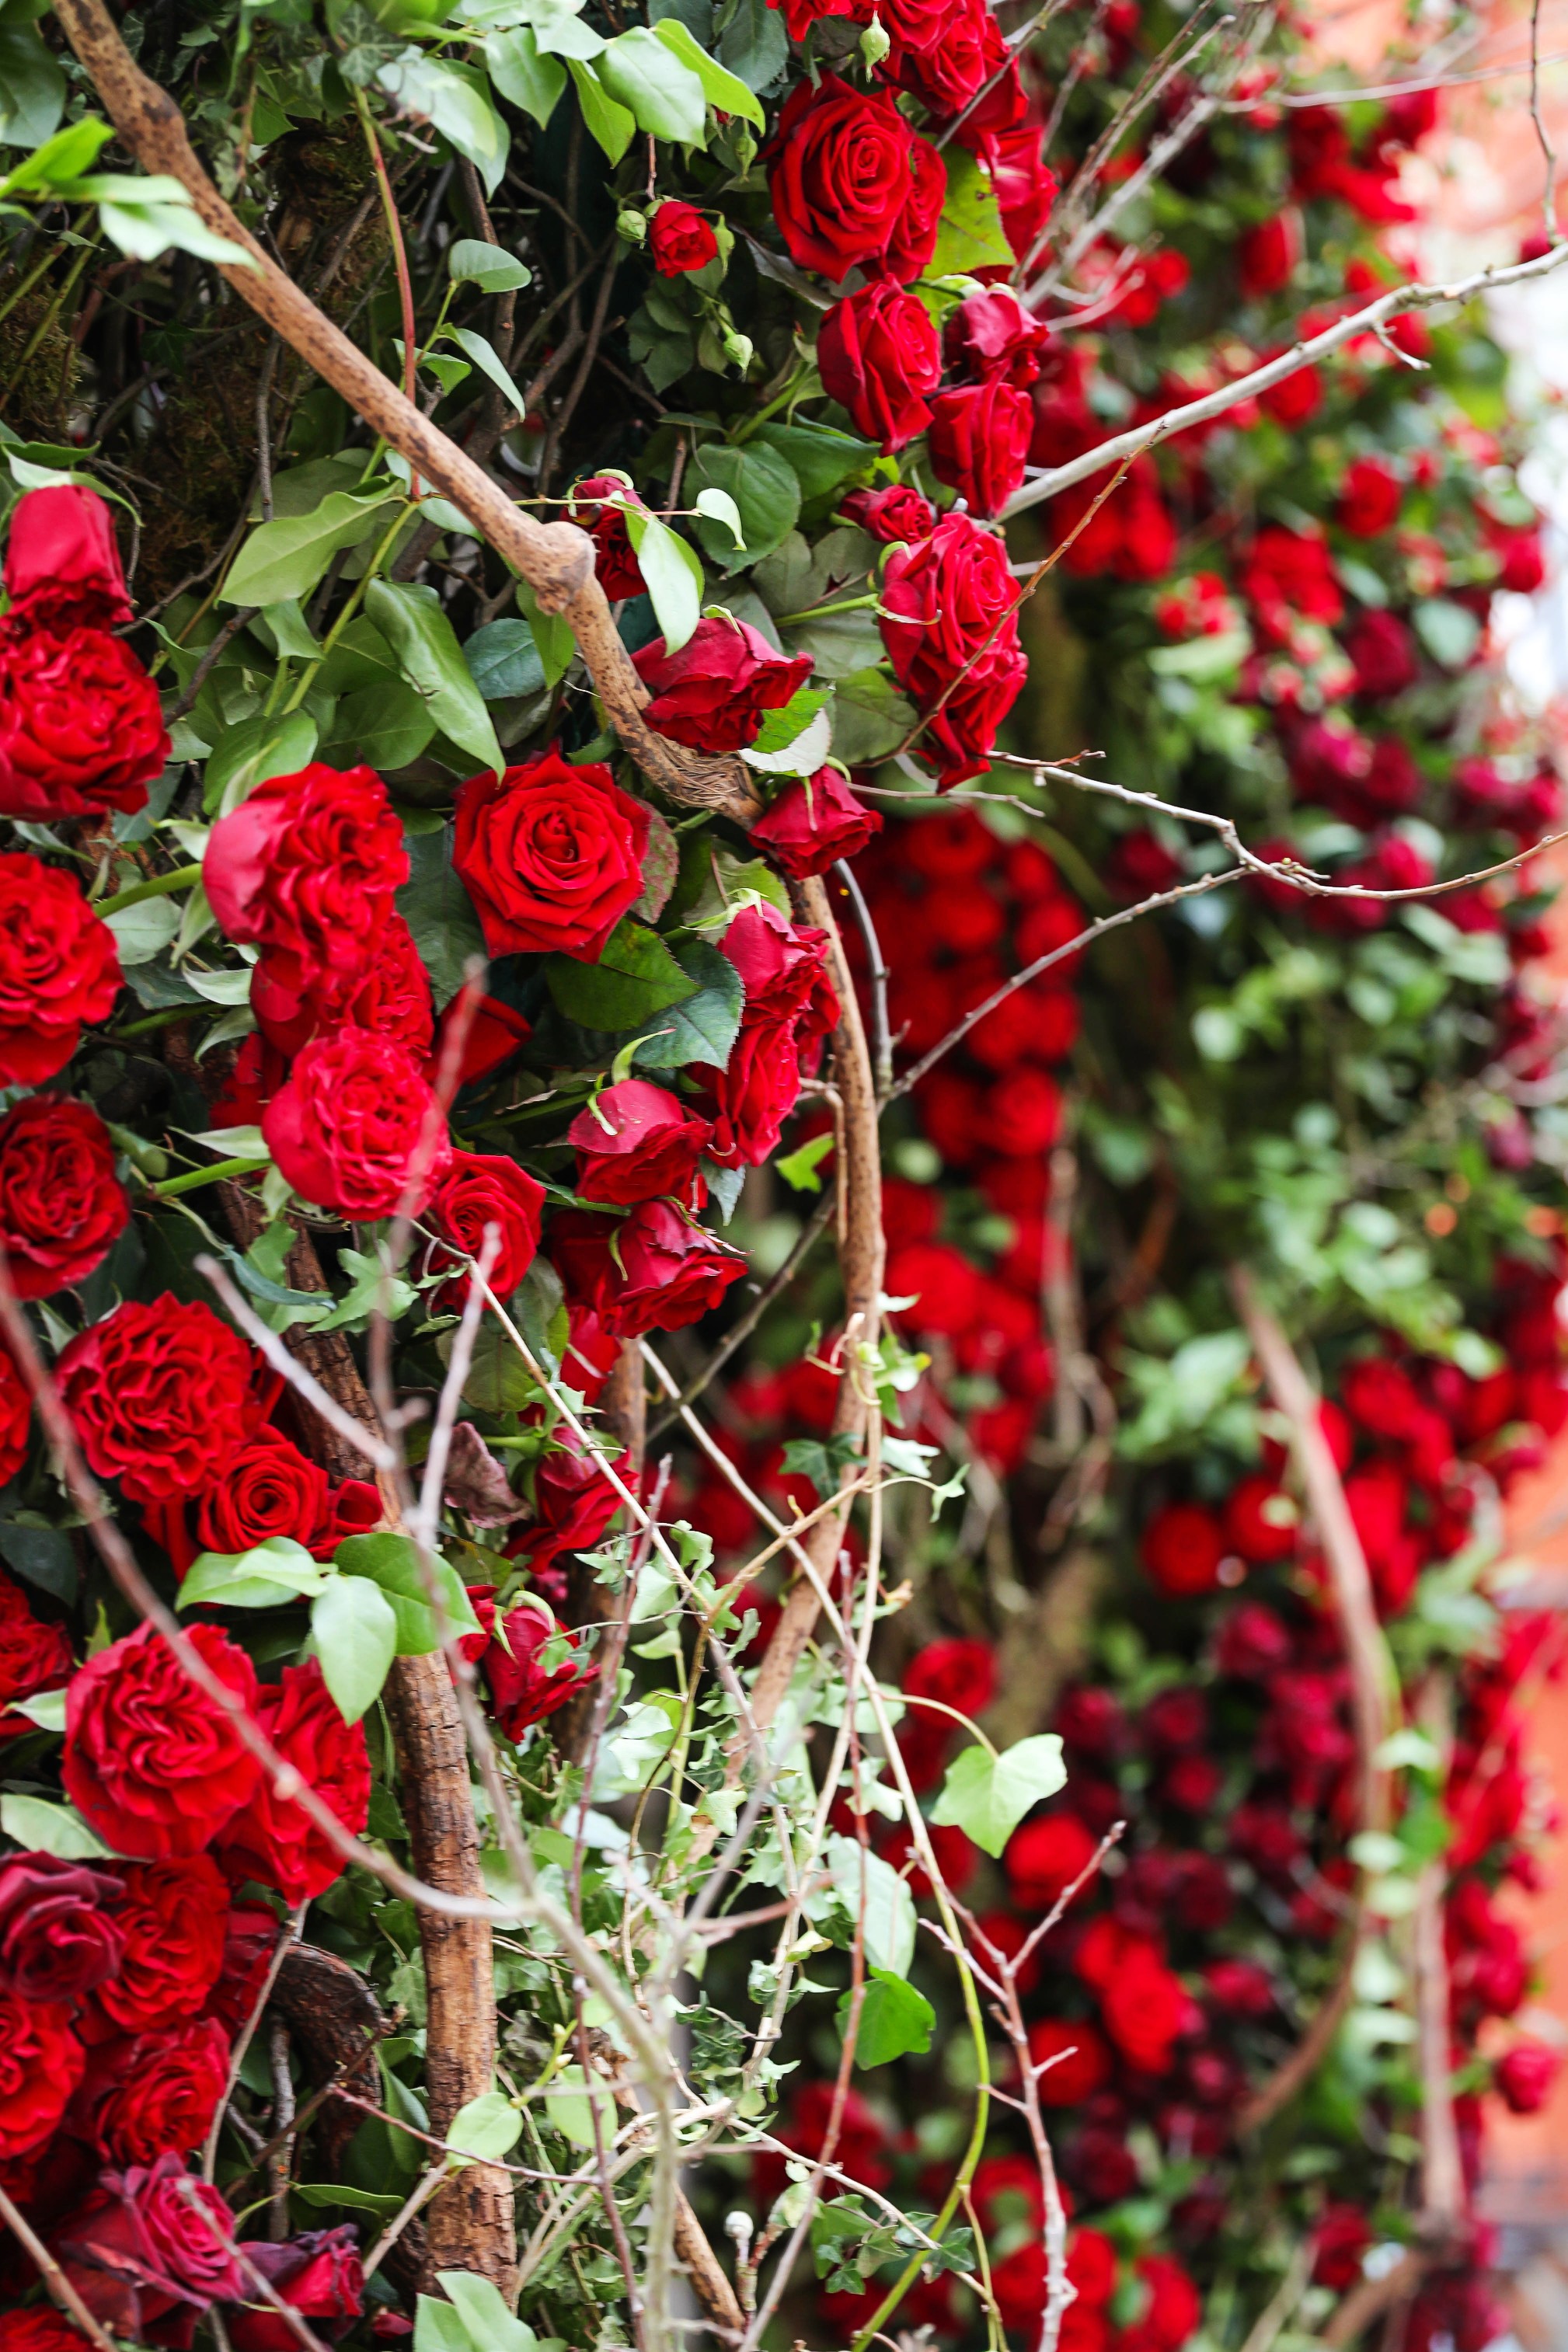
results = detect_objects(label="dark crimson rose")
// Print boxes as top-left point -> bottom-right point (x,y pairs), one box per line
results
0,850 -> 120,1086
883,131 -> 947,283
633,617 -> 811,755
0,2314 -> 91,2352
881,514 -> 1026,786
424,1150 -> 546,1308
1124,2256 -> 1201,2352
1140,1500 -> 1227,1596
0,1987 -> 82,2158
1497,2041 -> 1560,2113
1106,830 -> 1182,901
228,2228 -> 364,2352
1347,608 -> 1417,696
1222,1473 -> 1298,1563
566,476 -> 646,601
56,2152 -> 242,2340
453,751 -> 650,960
263,1026 -> 450,1220
1336,456 -> 1402,538
255,910 -> 433,1061
1236,210 -> 1302,298
64,1622 -> 262,1861
213,1660 -> 369,1905
1005,1812 -> 1098,1910
694,1016 -> 803,1168
649,199 -> 718,275
890,0 -> 1021,129
87,2018 -> 229,2163
943,285 -> 1050,389
817,281 -> 940,452
929,379 -> 1033,517
0,1852 -> 124,2000
766,77 -> 939,285
5,484 -> 131,631
510,1423 -> 626,1573
92,1856 -> 229,2035
0,625 -> 167,821
550,1200 -> 745,1337
568,1079 -> 712,1207
1204,1956 -> 1277,2016
0,1095 -> 127,1298
838,485 -> 936,545
0,1568 -> 71,1736
194,1430 -> 377,1566
1238,523 -> 1343,640
58,1298 -> 262,1504
428,991 -> 533,1095
752,767 -> 882,879
1026,2016 -> 1111,2106
469,1594 -> 594,1737
1312,2204 -> 1371,2291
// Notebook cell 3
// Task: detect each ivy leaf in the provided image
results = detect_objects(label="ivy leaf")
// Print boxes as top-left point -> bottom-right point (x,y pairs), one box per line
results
486,24 -> 569,121
775,1131 -> 834,1193
365,580 -> 504,779
448,237 -> 532,292
931,1734 -> 1067,1859
823,1835 -> 917,1975
311,1573 -> 399,1723
598,26 -> 708,143
782,1433 -> 858,1499
838,1968 -> 935,2068
544,919 -> 696,1030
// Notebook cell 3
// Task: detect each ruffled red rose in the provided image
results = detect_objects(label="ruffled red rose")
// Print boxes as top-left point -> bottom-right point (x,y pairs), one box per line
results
633,617 -> 811,755
228,2228 -> 364,2352
943,284 -> 1050,389
0,1852 -> 124,2001
0,1987 -> 82,2158
1347,608 -> 1417,697
881,514 -> 1026,786
649,199 -> 718,275
64,1622 -> 262,1861
1336,456 -> 1402,538
58,1297 -> 263,1504
0,626 -> 168,821
0,1567 -> 71,1735
1237,210 -> 1302,298
817,280 -> 940,453
213,1660 -> 369,1905
0,850 -> 120,1086
884,133 -> 947,282
92,1856 -> 230,2035
1005,1811 -> 1098,1911
86,2017 -> 230,2163
551,1199 -> 745,1337
0,1095 -> 127,1298
1027,2015 -> 1111,2105
424,1149 -> 547,1308
263,1026 -> 450,1220
1078,1917 -> 1188,2074
567,475 -> 647,600
4,483 -> 131,632
839,485 -> 936,545
254,908 -> 434,1061
766,77 -> 943,285
194,1430 -> 377,1566
929,379 -> 1033,518
472,1595 -> 594,1737
509,1422 -> 626,1574
1139,1500 -> 1226,1596
57,2152 -> 242,2341
453,751 -> 650,961
694,1016 -> 804,1169
568,1079 -> 712,1207
752,767 -> 882,880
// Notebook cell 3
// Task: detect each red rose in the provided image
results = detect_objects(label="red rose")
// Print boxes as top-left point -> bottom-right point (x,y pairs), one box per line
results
0,2315 -> 91,2352
263,1026 -> 450,1220
194,1429 -> 376,1565
1312,2204 -> 1371,2291
0,625 -> 167,821
86,2018 -> 230,2163
1026,2016 -> 1111,2105
1079,1920 -> 1188,2074
989,122 -> 1058,261
424,1150 -> 546,1308
1139,1500 -> 1226,1596
1347,609 -> 1416,696
1237,211 -> 1302,298
4,484 -> 131,632
694,1016 -> 805,1169
767,76 -> 941,285
1005,1812 -> 1098,1910
1239,524 -> 1343,640
550,1199 -> 745,1337
64,1622 -> 262,1861
0,851 -> 120,1085
453,751 -> 650,960
905,1636 -> 995,1718
633,616 -> 811,755
942,284 -> 1049,389
567,476 -> 647,601
509,1423 -> 625,1574
0,1095 -> 127,1298
929,380 -> 1033,518
254,909 -> 433,1061
817,280 -> 940,452
475,1596 -> 594,1737
649,199 -> 718,275
57,2152 -> 243,2341
1222,1474 -> 1298,1563
228,2228 -> 364,2352
92,1857 -> 229,2035
1336,456 -> 1402,538
58,1297 -> 263,1504
880,514 -> 1026,786
883,131 -> 947,282
1496,2041 -> 1560,2114
568,1079 -> 712,1207
1204,1957 -> 1277,2017
0,1568 -> 71,1735
890,0 -> 1020,127
0,1987 -> 82,2157
839,485 -> 936,545
752,767 -> 882,879
213,1660 -> 369,1905
0,1852 -> 124,2001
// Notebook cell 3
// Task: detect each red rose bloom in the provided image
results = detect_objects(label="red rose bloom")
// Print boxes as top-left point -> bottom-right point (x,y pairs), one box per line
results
0,1095 -> 127,1298
649,199 -> 718,275
753,767 -> 883,880
905,1636 -> 996,1719
254,909 -> 434,1061
0,1852 -> 125,2000
228,2228 -> 364,2352
1223,1473 -> 1298,1563
0,2315 -> 91,2352
0,850 -> 120,1086
453,751 -> 650,960
1237,210 -> 1302,298
1497,2041 -> 1560,2113
93,1856 -> 230,2034
64,1621 -> 262,1861
1126,2256 -> 1201,2352
0,625 -> 168,821
0,1568 -> 71,1735
550,1199 -> 745,1337
1140,1500 -> 1227,1596
767,76 -> 941,285
195,1429 -> 377,1565
57,2152 -> 242,2341
569,1079 -> 713,1207
693,1016 -> 805,1169
943,284 -> 1050,388
881,514 -> 1026,786
929,380 -> 1033,517
474,1596 -> 594,1737
58,1297 -> 262,1504
1239,524 -> 1343,641
424,1149 -> 547,1308
633,617 -> 811,755
263,1026 -> 451,1220
1336,457 -> 1402,538
839,485 -> 936,545
0,1987 -> 82,2157
817,280 -> 941,452
87,2017 -> 230,2163
429,990 -> 532,1089
214,1660 -> 369,1904
1005,1812 -> 1098,1910
567,476 -> 646,601
1078,1918 -> 1188,2074
4,483 -> 131,631
1347,609 -> 1417,697
1027,2015 -> 1112,2105
509,1423 -> 625,1573
719,901 -> 840,1036
1312,2204 -> 1371,2291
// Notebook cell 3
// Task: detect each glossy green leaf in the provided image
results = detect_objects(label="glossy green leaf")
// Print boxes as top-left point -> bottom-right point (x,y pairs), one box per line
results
545,919 -> 697,1030
397,828 -> 487,1009
365,578 -> 504,778
433,2274 -> 538,2352
465,618 -> 546,702
598,28 -> 707,144
624,507 -> 705,653
0,1794 -> 110,1860
486,23 -> 569,120
0,115 -> 111,195
565,58 -> 636,163
223,488 -> 395,609
444,2092 -> 524,2166
333,1531 -> 483,1655
329,678 -> 437,771
926,145 -> 1009,280
179,1537 -> 329,1611
202,709 -> 320,817
691,441 -> 800,573
838,1968 -> 935,2068
312,1573 -> 399,1723
449,325 -> 528,418
375,52 -> 509,192
650,16 -> 764,126
448,235 -> 532,291
0,20 -> 64,148
824,1834 -> 917,1975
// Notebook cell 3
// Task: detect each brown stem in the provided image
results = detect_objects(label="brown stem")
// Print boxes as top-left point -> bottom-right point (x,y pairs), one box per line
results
1322,2253 -> 1430,2350
556,1341 -> 646,1764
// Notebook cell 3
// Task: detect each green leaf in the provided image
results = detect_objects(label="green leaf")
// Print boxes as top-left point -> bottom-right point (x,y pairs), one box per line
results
926,145 -> 1009,279
544,919 -> 696,1027
448,236 -> 532,292
179,1537 -> 329,1611
204,709 -> 320,817
775,1130 -> 834,1193
715,0 -> 788,93
465,618 -> 546,702
9,1686 -> 65,1734
376,52 -> 510,192
1413,597 -> 1481,671
565,57 -> 636,163
751,421 -> 874,513
263,598 -> 322,662
598,27 -> 706,142
650,16 -> 765,126
333,1531 -> 483,1655
415,2298 -> 475,2352
223,488 -> 396,609
92,186 -> 253,267
694,486 -> 744,546
742,702 -> 830,776
624,507 -> 705,653
444,2093 -> 524,2166
365,579 -> 504,778
517,0 -> 606,57
328,678 -> 437,772
448,324 -> 528,418
293,2183 -> 402,2216
0,1793 -> 110,1860
838,1968 -> 935,2067
104,897 -> 182,967
691,442 -> 800,573
486,24 -> 569,121
514,577 -> 577,688
0,1521 -> 77,1606
435,2277 -> 537,2352
931,1734 -> 1067,1859
824,1834 -> 916,1975
0,115 -> 111,195
312,1573 -> 399,1723
455,1319 -> 547,1416
397,828 -> 487,1009
0,20 -> 64,148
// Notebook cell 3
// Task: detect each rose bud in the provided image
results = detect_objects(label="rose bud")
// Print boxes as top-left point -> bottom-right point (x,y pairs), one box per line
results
1496,2042 -> 1561,2114
3,483 -> 131,631
753,766 -> 883,879
928,379 -> 1034,517
633,615 -> 812,755
0,624 -> 169,821
479,1600 -> 595,1738
453,750 -> 650,961
648,198 -> 719,276
550,1199 -> 746,1336
839,484 -> 936,545
262,1026 -> 451,1221
0,1095 -> 128,1300
817,279 -> 941,452
941,284 -> 1050,389
508,1421 -> 626,1574
568,1078 -> 713,1207
567,475 -> 647,600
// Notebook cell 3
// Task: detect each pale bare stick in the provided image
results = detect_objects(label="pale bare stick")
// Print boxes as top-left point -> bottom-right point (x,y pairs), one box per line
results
1530,0 -> 1561,239
0,2180 -> 123,2352
203,1901 -> 305,2181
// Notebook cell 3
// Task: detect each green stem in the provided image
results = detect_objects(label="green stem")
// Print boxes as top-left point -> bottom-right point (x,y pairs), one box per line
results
282,503 -> 409,715
151,1155 -> 264,1200
774,592 -> 880,628
106,1005 -> 197,1041
0,244 -> 62,336
96,863 -> 203,917
0,231 -> 97,411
